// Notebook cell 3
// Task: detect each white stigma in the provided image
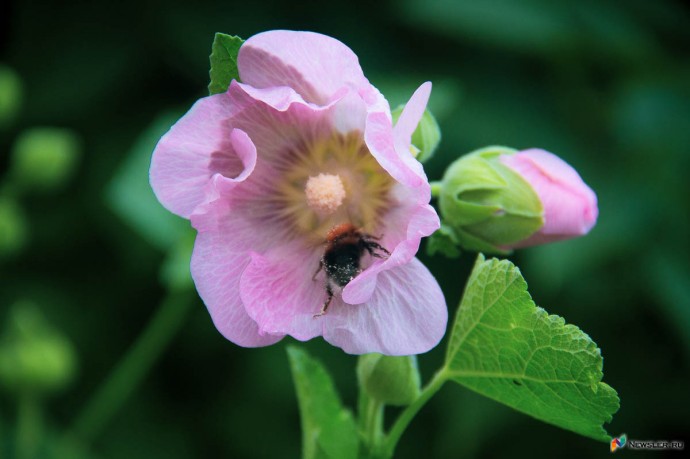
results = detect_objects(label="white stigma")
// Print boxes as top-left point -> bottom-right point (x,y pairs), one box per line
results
305,173 -> 346,215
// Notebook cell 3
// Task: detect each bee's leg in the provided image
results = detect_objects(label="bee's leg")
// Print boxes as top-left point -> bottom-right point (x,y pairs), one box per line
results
313,284 -> 334,318
364,241 -> 391,258
312,259 -> 324,281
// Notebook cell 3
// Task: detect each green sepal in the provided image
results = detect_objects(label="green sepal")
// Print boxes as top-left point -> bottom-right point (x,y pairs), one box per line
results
357,354 -> 421,406
106,112 -> 188,251
208,33 -> 244,95
445,255 -> 620,442
287,346 -> 358,459
438,146 -> 544,253
426,223 -> 461,258
392,106 -> 441,163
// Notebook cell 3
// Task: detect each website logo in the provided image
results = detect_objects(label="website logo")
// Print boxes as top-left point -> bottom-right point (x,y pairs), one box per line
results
610,433 -> 684,452
611,434 -> 627,452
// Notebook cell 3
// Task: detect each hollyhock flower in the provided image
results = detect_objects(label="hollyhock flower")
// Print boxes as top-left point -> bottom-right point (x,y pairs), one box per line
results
150,30 -> 447,355
438,146 -> 597,253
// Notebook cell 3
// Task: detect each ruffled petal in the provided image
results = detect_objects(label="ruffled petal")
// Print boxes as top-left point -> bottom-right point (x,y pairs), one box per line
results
324,258 -> 447,355
364,83 -> 433,190
149,91 -> 257,218
238,30 -> 371,105
190,199 -> 284,347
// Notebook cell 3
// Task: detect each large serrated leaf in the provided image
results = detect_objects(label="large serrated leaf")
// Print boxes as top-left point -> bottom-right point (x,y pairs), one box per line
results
287,347 -> 358,459
445,255 -> 619,441
208,33 -> 244,95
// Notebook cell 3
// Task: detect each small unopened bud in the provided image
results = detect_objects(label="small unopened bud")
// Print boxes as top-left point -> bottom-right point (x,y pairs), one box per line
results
357,354 -> 421,406
438,146 -> 597,253
10,127 -> 81,192
0,303 -> 77,397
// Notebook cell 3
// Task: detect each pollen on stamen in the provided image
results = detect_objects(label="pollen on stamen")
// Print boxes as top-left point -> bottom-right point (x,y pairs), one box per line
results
305,173 -> 346,215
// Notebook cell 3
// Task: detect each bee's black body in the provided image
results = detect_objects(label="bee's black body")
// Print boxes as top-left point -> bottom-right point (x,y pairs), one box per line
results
313,223 -> 390,317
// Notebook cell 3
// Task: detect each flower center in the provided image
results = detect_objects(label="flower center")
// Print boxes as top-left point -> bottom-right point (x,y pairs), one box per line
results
305,173 -> 346,215
270,132 -> 394,245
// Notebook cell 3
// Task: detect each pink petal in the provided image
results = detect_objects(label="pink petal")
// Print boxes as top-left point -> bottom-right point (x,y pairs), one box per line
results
393,81 -> 432,145
324,258 -> 447,355
150,92 -> 257,219
238,30 -> 371,105
239,244 -> 326,341
190,199 -> 284,347
364,84 -> 433,190
342,201 -> 439,304
501,149 -> 598,246
224,81 -> 333,167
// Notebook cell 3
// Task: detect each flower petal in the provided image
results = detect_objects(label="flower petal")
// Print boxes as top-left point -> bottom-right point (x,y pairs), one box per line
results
393,81 -> 432,146
324,258 -> 447,355
190,199 -> 284,347
364,84 -> 433,190
150,91 -> 257,218
342,201 -> 439,305
238,30 -> 371,105
239,244 -> 325,341
501,149 -> 598,246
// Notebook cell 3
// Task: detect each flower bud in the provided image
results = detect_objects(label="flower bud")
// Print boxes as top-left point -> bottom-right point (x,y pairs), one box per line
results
357,354 -> 421,406
438,146 -> 597,253
9,127 -> 81,192
0,303 -> 77,397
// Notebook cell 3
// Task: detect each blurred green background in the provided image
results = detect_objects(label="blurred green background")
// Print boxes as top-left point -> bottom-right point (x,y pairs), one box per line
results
1,0 -> 689,458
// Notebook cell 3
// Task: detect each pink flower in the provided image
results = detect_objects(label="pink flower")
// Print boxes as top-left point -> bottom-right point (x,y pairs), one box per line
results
500,148 -> 598,248
150,30 -> 447,355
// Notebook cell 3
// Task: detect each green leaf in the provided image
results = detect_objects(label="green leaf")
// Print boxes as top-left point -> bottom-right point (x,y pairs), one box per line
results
159,228 -> 195,289
357,354 -> 421,406
445,255 -> 619,442
287,346 -> 358,459
208,33 -> 244,95
106,112 -> 188,251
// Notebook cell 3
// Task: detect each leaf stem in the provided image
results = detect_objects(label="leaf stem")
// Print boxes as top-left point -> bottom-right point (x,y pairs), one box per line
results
430,181 -> 442,198
67,286 -> 193,444
381,368 -> 448,458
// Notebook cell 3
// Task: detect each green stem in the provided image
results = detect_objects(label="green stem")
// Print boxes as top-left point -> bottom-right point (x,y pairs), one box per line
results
358,390 -> 385,458
68,287 -> 193,443
430,181 -> 442,199
16,393 -> 41,459
381,368 -> 448,458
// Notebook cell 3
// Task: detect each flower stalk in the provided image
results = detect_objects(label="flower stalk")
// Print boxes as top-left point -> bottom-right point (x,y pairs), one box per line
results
381,368 -> 449,458
68,286 -> 193,443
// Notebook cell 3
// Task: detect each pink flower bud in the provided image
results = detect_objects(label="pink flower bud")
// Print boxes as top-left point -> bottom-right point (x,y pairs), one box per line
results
500,148 -> 598,248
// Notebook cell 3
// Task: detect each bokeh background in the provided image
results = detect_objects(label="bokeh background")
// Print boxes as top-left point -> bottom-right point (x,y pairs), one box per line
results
1,0 -> 689,458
